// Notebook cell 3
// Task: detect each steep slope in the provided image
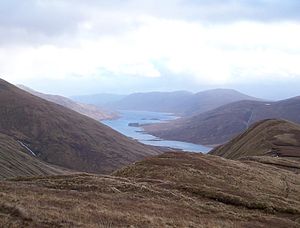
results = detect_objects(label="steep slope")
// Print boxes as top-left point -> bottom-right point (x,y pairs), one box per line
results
210,119 -> 300,160
0,133 -> 68,179
18,85 -> 117,121
1,152 -> 300,227
144,97 -> 300,145
0,79 -> 160,174
105,89 -> 259,115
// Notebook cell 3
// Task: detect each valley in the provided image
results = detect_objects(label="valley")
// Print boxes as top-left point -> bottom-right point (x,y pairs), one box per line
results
2,2 -> 300,227
102,110 -> 211,153
0,78 -> 299,228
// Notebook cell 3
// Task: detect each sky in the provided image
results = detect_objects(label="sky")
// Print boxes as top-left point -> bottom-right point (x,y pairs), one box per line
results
0,0 -> 300,100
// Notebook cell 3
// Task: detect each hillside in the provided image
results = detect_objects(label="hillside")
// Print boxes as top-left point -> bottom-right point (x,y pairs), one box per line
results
210,119 -> 300,160
144,97 -> 300,146
104,89 -> 260,116
1,152 -> 300,227
0,79 -> 160,174
0,132 -> 68,179
18,85 -> 117,121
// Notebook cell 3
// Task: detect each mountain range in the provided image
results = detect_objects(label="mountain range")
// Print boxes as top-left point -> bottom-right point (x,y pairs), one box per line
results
75,89 -> 260,116
144,96 -> 300,145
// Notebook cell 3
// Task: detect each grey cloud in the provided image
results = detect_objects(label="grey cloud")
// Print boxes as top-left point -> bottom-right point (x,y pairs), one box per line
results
0,0 -> 300,46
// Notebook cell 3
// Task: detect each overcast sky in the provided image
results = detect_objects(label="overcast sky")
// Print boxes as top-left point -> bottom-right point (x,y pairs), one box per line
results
1,0 -> 300,99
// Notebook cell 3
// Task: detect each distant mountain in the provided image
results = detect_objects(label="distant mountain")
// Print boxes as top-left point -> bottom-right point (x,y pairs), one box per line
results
105,89 -> 259,115
72,93 -> 126,106
144,97 -> 300,146
0,132 -> 68,179
18,85 -> 117,121
210,119 -> 300,160
0,79 -> 160,174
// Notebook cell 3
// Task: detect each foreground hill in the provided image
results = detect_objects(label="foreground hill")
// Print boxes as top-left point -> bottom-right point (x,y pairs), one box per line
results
210,119 -> 300,160
105,89 -> 259,116
1,152 -> 300,227
18,85 -> 117,121
0,79 -> 160,174
145,97 -> 300,145
0,133 -> 68,179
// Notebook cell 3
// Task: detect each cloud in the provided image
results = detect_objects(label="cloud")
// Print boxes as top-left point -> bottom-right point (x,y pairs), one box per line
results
1,0 -> 300,45
1,0 -> 300,96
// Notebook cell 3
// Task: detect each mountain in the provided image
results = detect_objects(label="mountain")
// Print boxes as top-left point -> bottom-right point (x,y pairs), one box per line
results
144,97 -> 300,146
72,93 -> 126,106
210,119 -> 300,160
1,152 -> 299,227
0,79 -> 160,174
102,89 -> 260,116
18,85 -> 117,121
0,132 -> 68,179
181,88 -> 261,115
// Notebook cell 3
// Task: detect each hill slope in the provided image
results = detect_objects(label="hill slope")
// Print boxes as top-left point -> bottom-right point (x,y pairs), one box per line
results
210,119 -> 300,160
0,133 -> 68,179
105,89 -> 259,116
0,78 -> 160,174
1,152 -> 300,227
144,97 -> 300,145
18,85 -> 117,121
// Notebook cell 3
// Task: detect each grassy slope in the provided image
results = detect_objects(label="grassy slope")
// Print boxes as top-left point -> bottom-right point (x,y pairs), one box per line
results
0,133 -> 68,179
0,152 -> 299,227
210,119 -> 300,160
0,79 -> 160,174
144,97 -> 300,145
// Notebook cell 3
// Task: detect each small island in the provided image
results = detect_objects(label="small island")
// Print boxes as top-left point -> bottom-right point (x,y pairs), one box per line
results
128,122 -> 140,127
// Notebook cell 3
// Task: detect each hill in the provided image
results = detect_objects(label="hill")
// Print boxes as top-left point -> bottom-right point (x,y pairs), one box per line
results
210,119 -> 300,160
102,89 -> 260,116
1,152 -> 300,227
0,78 -> 160,174
0,132 -> 68,179
18,85 -> 117,121
144,97 -> 300,146
106,91 -> 193,114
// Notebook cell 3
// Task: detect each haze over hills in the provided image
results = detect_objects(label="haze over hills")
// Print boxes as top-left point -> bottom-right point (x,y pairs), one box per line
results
210,119 -> 300,160
1,152 -> 300,227
103,89 -> 260,116
144,96 -> 300,146
18,85 -> 117,121
72,93 -> 126,107
0,79 -> 160,174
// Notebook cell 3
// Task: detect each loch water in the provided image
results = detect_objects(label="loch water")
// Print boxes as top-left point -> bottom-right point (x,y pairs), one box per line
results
102,110 -> 211,153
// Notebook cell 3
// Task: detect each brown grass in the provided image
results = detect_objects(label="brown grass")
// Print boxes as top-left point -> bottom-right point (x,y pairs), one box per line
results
210,119 -> 300,160
0,152 -> 299,227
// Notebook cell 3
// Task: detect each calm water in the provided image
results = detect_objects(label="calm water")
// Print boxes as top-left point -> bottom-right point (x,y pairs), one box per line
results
102,110 -> 211,153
